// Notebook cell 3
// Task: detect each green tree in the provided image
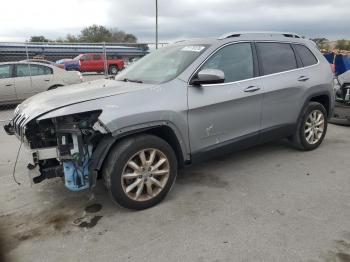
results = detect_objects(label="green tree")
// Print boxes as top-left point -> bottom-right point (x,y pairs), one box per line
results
336,39 -> 349,51
66,34 -> 79,43
311,38 -> 331,51
29,35 -> 50,42
79,24 -> 112,43
109,29 -> 137,43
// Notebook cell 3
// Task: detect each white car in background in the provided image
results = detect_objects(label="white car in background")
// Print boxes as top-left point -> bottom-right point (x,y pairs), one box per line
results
0,62 -> 83,105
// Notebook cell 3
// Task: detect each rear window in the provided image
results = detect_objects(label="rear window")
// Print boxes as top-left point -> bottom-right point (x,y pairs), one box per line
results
293,44 -> 318,67
256,42 -> 297,75
93,54 -> 101,60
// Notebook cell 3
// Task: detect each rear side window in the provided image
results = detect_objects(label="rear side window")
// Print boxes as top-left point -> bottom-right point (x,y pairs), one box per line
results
201,42 -> 254,83
0,65 -> 12,79
17,64 -> 53,77
293,44 -> 318,67
256,42 -> 297,75
31,65 -> 53,76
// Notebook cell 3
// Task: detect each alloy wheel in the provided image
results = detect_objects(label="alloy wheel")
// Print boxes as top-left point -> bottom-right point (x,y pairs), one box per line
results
121,148 -> 170,201
304,109 -> 325,145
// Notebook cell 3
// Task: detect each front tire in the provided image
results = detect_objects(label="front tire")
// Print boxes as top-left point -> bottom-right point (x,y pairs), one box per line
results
292,102 -> 328,151
103,134 -> 178,210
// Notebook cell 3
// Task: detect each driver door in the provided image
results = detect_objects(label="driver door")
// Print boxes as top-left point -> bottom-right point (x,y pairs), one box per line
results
188,42 -> 263,156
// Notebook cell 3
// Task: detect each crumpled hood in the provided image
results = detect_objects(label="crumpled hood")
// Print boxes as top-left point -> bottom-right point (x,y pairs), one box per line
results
16,79 -> 151,122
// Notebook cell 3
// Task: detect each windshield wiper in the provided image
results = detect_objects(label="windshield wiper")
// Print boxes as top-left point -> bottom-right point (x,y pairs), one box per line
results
122,78 -> 143,83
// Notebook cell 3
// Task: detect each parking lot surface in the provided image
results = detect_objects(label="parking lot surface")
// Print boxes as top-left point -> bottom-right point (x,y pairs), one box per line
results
0,123 -> 349,262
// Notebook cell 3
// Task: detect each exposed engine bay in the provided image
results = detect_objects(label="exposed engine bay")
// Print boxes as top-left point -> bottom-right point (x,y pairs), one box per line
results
6,110 -> 106,191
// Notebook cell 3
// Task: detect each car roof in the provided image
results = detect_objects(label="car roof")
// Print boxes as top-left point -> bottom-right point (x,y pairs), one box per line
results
0,61 -> 55,67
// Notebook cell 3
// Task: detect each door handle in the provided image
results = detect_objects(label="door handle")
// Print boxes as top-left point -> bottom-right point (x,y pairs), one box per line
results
244,86 -> 260,93
5,84 -> 12,86
44,79 -> 50,82
298,76 -> 309,82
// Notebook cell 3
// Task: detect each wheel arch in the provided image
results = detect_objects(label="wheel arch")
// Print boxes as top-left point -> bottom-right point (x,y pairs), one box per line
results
309,94 -> 331,117
300,91 -> 333,119
89,124 -> 188,187
48,84 -> 64,90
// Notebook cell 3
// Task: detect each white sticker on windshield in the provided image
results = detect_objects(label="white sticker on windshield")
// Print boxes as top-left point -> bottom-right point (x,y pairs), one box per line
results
181,46 -> 205,52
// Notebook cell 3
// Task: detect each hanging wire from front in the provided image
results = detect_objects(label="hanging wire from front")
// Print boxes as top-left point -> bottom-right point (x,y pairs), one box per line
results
12,140 -> 23,185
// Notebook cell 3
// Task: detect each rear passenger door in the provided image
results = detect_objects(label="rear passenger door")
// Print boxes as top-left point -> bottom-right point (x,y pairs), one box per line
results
0,64 -> 16,103
256,42 -> 305,140
292,43 -> 320,91
188,42 -> 263,154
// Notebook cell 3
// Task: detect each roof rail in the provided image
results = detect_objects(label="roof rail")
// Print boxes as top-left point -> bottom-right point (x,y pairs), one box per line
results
218,31 -> 301,40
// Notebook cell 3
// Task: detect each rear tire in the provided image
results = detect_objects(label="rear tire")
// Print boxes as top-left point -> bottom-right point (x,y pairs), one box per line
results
291,102 -> 328,151
103,134 -> 178,210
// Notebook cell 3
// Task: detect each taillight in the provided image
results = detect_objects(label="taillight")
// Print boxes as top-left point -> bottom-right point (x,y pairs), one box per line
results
330,64 -> 335,74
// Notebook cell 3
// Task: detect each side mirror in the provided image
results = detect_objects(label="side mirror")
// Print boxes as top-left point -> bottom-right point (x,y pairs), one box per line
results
190,69 -> 225,86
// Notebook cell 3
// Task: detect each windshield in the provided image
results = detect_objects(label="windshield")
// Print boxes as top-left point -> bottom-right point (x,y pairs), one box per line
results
116,44 -> 208,84
73,54 -> 83,60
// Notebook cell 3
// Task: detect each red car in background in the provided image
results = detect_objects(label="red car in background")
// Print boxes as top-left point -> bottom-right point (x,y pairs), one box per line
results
74,53 -> 124,75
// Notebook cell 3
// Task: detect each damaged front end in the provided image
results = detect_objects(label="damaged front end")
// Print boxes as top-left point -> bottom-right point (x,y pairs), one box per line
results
332,71 -> 350,123
5,110 -> 107,191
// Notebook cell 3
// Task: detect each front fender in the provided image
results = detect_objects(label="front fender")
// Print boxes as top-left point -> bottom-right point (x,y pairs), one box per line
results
89,121 -> 189,187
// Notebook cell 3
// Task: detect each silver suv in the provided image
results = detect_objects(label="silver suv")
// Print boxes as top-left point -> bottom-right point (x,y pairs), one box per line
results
5,32 -> 334,210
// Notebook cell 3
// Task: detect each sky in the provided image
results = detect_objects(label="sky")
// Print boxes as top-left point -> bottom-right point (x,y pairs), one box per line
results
0,0 -> 349,43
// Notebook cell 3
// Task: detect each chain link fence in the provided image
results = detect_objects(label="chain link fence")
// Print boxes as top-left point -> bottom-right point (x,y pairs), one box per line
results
0,41 -> 168,123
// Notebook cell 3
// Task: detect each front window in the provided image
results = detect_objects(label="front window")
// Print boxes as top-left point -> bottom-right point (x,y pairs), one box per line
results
200,43 -> 254,83
116,44 -> 209,84
74,54 -> 83,60
74,54 -> 91,61
0,65 -> 12,79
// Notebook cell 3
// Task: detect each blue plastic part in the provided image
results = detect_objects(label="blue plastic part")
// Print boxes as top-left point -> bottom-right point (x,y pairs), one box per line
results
63,158 -> 90,191
323,53 -> 350,75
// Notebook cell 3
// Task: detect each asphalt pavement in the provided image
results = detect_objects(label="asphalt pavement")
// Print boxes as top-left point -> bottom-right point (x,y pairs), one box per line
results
0,123 -> 349,262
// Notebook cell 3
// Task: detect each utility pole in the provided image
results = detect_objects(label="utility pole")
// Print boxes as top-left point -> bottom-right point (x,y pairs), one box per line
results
156,0 -> 158,49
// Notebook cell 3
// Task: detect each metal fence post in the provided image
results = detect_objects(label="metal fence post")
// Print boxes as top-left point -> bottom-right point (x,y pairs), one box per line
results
25,41 -> 33,91
103,42 -> 108,77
